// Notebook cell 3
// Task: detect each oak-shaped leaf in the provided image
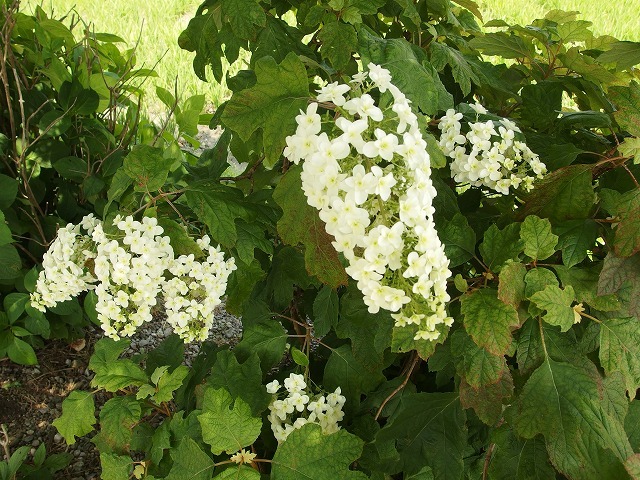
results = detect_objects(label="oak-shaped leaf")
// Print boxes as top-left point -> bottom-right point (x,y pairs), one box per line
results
461,288 -> 519,355
514,358 -> 633,479
92,396 -> 142,454
530,284 -> 576,332
271,423 -> 367,480
198,387 -> 262,455
165,437 -> 215,480
52,390 -> 96,445
520,215 -> 558,261
599,317 -> 640,400
221,53 -> 308,168
375,392 -> 467,478
273,165 -> 348,288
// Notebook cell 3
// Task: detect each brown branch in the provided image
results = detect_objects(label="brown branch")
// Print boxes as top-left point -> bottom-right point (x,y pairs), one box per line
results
374,352 -> 420,420
482,443 -> 496,480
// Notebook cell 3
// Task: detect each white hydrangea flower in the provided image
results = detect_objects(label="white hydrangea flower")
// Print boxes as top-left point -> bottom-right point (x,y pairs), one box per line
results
267,373 -> 346,442
284,64 -> 453,342
439,103 -> 546,195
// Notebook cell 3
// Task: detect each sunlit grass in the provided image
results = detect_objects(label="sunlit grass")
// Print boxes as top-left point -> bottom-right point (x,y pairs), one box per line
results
23,0 -> 640,114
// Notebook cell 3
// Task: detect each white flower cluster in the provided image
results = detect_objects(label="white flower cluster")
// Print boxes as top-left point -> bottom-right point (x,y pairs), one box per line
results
266,373 -> 346,443
439,103 -> 547,195
284,64 -> 453,342
30,215 -> 100,312
30,214 -> 236,342
162,236 -> 234,342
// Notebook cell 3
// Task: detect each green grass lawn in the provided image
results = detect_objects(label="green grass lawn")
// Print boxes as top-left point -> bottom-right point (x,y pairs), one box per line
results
25,0 -> 640,112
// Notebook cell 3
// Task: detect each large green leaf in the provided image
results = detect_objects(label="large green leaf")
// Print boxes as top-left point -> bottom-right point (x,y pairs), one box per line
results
521,165 -> 595,222
530,284 -> 577,332
234,301 -> 287,371
451,330 -> 506,389
520,215 -> 558,261
614,206 -> 640,257
100,453 -> 132,480
0,244 -> 22,280
598,252 -> 640,318
375,392 -> 467,478
313,285 -> 339,337
459,372 -> 513,426
273,165 -> 348,288
207,351 -> 271,415
610,82 -> 640,136
221,0 -> 265,39
440,213 -> 476,267
213,466 -> 260,480
221,53 -> 308,168
514,358 -> 632,479
461,289 -> 519,355
52,390 -> 96,445
123,145 -> 173,192
317,21 -> 357,70
358,28 -> 453,114
599,317 -> 640,400
479,223 -> 524,272
198,387 -> 262,455
469,32 -> 532,59
92,396 -> 142,454
488,424 -> 555,480
89,339 -> 148,392
497,262 -> 527,307
554,219 -> 599,268
598,41 -> 640,70
271,423 -> 367,480
165,437 -> 215,480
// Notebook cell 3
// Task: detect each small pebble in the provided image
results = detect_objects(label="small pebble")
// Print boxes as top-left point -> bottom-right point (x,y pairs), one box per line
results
54,433 -> 63,443
32,439 -> 40,447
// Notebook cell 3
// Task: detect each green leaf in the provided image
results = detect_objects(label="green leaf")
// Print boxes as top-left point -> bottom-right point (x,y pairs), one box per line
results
235,301 -> 287,371
498,262 -> 527,307
4,293 -> 29,323
488,424 -> 555,480
524,267 -> 559,298
521,82 -> 563,129
0,244 -> 22,279
451,330 -> 506,389
317,21 -> 357,70
469,32 -> 532,59
92,396 -> 141,454
520,216 -> 558,261
479,223 -> 524,272
123,145 -> 173,192
521,165 -> 595,222
290,346 -> 309,366
459,371 -> 513,426
213,466 -> 260,479
208,350 -> 271,414
273,165 -> 348,288
100,453 -> 132,480
89,338 -> 148,392
222,53 -> 308,168
614,205 -> 640,257
185,184 -> 250,248
6,337 -> 37,365
157,218 -> 203,258
165,437 -> 215,480
610,82 -> 640,136
235,219 -> 273,265
155,365 -> 190,403
530,284 -> 576,332
626,400 -> 640,451
598,252 -> 640,318
618,137 -> 640,164
0,211 -> 12,246
440,213 -> 476,267
271,423 -> 367,480
0,174 -> 18,209
221,0 -> 265,39
313,285 -> 339,337
598,41 -> 640,70
375,392 -> 466,478
358,28 -> 453,114
461,289 -> 519,355
52,390 -> 95,445
554,219 -> 598,267
599,317 -> 640,400
198,387 -> 262,455
514,358 -> 632,479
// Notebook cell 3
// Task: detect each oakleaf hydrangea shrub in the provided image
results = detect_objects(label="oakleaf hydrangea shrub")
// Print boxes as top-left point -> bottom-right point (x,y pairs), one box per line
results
286,64 -> 453,342
31,215 -> 236,342
40,0 -> 640,479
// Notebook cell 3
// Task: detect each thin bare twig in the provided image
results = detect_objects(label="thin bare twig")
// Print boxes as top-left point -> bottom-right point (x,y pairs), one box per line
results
374,352 -> 420,421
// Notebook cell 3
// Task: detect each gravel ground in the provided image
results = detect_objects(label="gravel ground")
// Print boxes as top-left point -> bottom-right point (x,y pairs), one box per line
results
0,303 -> 243,479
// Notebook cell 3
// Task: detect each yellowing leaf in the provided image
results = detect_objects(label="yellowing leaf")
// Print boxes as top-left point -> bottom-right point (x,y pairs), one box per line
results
52,391 -> 95,445
530,284 -> 576,332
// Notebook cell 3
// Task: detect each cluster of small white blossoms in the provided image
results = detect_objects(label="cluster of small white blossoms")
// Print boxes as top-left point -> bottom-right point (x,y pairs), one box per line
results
438,103 -> 547,195
30,214 -> 235,342
266,373 -> 346,443
162,236 -> 235,342
284,63 -> 453,341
